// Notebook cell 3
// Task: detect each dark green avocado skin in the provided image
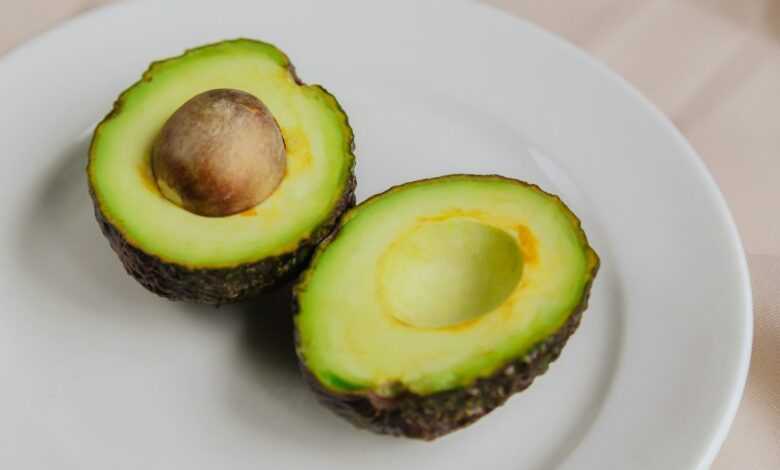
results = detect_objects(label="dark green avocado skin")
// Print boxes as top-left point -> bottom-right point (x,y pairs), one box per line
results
297,272 -> 595,440
90,175 -> 355,304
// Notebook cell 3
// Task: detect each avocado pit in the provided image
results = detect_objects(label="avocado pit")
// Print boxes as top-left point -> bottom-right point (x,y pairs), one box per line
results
151,88 -> 286,217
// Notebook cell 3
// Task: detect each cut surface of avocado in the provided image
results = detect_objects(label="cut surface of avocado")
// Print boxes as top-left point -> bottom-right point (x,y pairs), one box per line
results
295,175 -> 598,398
87,39 -> 355,303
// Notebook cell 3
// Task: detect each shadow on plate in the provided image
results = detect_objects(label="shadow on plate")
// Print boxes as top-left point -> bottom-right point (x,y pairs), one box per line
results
12,132 -> 361,440
236,284 -> 300,379
224,284 -> 369,438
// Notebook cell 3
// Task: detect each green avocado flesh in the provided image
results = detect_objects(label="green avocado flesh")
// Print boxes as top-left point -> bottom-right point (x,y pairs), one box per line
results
296,175 -> 598,397
88,39 -> 354,270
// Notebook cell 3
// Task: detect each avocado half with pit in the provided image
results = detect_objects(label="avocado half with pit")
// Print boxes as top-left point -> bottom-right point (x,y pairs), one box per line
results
294,175 -> 599,439
88,39 -> 355,303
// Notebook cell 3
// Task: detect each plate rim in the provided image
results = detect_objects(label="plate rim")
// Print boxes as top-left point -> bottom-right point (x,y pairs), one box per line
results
473,5 -> 752,467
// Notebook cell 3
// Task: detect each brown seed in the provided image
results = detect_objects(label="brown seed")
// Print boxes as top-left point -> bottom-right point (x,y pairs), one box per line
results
151,88 -> 286,217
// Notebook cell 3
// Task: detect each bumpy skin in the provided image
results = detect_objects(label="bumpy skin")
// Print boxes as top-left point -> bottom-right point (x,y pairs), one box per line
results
88,40 -> 356,304
298,276 -> 595,440
294,176 -> 598,439
91,175 -> 355,304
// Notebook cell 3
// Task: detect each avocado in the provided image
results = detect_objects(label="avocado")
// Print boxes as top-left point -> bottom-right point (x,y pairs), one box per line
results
88,39 -> 356,304
294,175 -> 598,439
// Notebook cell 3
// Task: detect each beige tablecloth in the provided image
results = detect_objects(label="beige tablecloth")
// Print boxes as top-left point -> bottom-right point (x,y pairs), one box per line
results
2,0 -> 777,467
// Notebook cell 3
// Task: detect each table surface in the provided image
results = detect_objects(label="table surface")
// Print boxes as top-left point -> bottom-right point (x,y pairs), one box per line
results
2,1 -> 778,468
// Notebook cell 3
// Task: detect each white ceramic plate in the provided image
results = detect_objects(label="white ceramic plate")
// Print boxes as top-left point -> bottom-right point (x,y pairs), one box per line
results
0,1 -> 751,469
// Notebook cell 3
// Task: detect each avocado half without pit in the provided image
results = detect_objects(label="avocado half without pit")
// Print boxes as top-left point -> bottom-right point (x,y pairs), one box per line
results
87,40 -> 356,303
294,175 -> 599,439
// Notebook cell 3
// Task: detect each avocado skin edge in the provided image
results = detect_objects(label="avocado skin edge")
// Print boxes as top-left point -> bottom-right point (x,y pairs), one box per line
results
293,175 -> 599,440
91,174 -> 355,304
298,274 -> 594,440
87,39 -> 357,304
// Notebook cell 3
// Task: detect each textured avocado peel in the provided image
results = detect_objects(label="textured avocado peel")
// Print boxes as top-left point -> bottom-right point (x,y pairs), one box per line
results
297,277 -> 594,440
91,175 -> 355,304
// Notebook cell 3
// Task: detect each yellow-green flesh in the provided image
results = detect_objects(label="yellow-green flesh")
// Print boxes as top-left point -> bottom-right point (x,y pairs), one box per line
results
89,40 -> 354,268
296,176 -> 598,396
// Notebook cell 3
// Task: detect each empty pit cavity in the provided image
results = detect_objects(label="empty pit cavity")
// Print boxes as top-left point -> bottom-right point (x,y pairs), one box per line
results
379,219 -> 523,329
